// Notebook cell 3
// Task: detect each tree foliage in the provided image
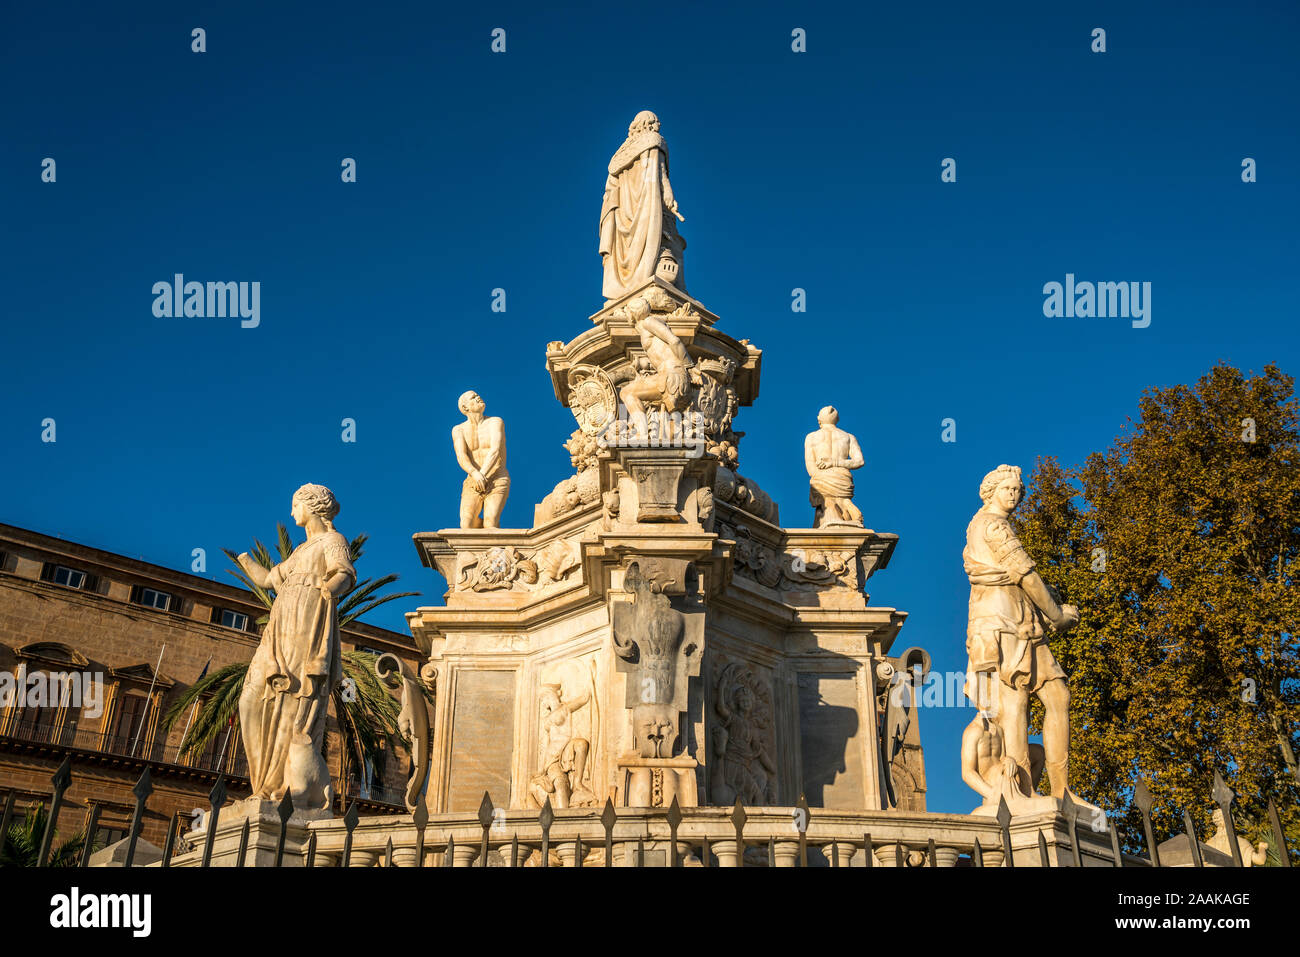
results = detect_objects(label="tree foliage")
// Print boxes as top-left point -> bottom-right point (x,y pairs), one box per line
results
0,803 -> 84,867
1015,363 -> 1299,857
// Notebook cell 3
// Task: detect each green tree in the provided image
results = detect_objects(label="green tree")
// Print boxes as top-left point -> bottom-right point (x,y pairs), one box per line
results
162,525 -> 422,799
1015,363 -> 1299,858
1,803 -> 85,867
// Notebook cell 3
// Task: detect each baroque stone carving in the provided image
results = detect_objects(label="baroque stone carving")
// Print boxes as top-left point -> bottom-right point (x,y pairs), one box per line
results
618,296 -> 695,442
528,661 -> 599,809
612,563 -> 700,759
566,366 -> 618,436
714,467 -> 777,524
600,110 -> 686,300
875,649 -> 930,809
235,483 -> 353,812
457,547 -> 537,591
375,653 -> 433,812
723,522 -> 857,593
805,406 -> 864,528
455,540 -> 583,592
710,663 -> 777,805
962,464 -> 1094,814
453,391 -> 509,529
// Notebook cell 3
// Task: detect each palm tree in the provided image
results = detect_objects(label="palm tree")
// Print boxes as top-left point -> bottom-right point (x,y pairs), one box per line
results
1,803 -> 85,867
162,524 -> 423,801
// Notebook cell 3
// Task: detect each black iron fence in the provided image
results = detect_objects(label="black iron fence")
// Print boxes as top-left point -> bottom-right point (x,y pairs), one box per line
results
1,754 -> 1293,868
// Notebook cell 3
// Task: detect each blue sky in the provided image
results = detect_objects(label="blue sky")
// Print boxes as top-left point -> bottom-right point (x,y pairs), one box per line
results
2,1 -> 1297,814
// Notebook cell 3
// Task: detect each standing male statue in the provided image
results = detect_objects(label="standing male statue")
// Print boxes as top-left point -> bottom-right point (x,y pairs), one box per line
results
599,110 -> 687,300
452,390 -> 509,529
962,464 -> 1079,801
804,406 -> 865,527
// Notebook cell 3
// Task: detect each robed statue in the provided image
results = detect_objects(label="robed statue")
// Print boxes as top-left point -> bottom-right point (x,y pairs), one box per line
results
236,483 -> 355,811
599,110 -> 687,300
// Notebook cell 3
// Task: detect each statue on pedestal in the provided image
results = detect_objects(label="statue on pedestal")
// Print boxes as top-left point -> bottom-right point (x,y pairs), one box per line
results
452,390 -> 509,528
961,465 -> 1081,808
236,483 -> 354,812
804,406 -> 864,527
618,296 -> 694,440
599,110 -> 686,300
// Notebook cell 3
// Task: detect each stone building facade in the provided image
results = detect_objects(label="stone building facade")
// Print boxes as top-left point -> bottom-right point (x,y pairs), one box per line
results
0,523 -> 419,851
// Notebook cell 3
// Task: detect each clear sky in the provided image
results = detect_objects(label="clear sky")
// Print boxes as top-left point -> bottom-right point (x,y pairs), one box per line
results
2,1 -> 1297,814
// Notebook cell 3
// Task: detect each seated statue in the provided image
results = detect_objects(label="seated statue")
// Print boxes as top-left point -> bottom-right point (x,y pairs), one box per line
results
618,296 -> 694,441
804,406 -> 864,527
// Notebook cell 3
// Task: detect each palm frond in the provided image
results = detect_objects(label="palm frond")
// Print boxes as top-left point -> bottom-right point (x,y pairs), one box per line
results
340,592 -> 421,627
1,804 -> 84,867
275,522 -> 295,562
161,662 -> 248,760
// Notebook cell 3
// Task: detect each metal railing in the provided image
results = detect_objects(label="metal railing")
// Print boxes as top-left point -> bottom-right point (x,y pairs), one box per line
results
2,755 -> 1293,868
2,716 -> 247,776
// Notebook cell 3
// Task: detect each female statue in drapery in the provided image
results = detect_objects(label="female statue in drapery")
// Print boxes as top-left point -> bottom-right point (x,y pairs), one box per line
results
599,110 -> 687,301
236,483 -> 355,811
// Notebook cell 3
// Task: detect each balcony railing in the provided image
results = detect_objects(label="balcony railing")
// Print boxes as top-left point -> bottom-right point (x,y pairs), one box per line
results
1,715 -> 247,776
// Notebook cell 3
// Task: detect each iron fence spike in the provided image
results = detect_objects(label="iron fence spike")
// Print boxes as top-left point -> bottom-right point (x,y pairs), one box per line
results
1184,809 -> 1203,867
1267,799 -> 1291,868
236,818 -> 250,868
161,811 -> 180,867
78,804 -> 101,868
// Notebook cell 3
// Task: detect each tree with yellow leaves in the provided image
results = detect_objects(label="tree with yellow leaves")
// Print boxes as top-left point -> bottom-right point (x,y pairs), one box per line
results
1015,363 -> 1298,859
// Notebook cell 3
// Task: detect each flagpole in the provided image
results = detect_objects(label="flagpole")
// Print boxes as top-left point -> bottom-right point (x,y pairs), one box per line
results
174,658 -> 211,762
130,643 -> 166,758
217,716 -> 236,770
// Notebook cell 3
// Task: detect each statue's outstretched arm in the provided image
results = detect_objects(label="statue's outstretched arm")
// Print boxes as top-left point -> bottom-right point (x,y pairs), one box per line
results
1020,572 -> 1077,629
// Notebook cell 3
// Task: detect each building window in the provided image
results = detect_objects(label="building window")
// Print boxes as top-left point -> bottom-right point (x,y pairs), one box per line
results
93,826 -> 126,852
40,563 -> 90,590
218,608 -> 249,631
110,693 -> 152,756
53,565 -> 87,589
132,586 -> 172,612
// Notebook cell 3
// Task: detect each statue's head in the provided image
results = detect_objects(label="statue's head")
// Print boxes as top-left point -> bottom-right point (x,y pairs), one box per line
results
628,110 -> 660,135
458,390 -> 485,415
733,683 -> 755,714
979,465 -> 1024,511
539,684 -> 562,714
291,483 -> 340,529
817,406 -> 839,426
626,296 -> 650,324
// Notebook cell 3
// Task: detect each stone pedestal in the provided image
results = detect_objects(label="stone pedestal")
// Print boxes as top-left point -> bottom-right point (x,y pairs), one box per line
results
619,755 -> 699,808
169,797 -> 332,867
